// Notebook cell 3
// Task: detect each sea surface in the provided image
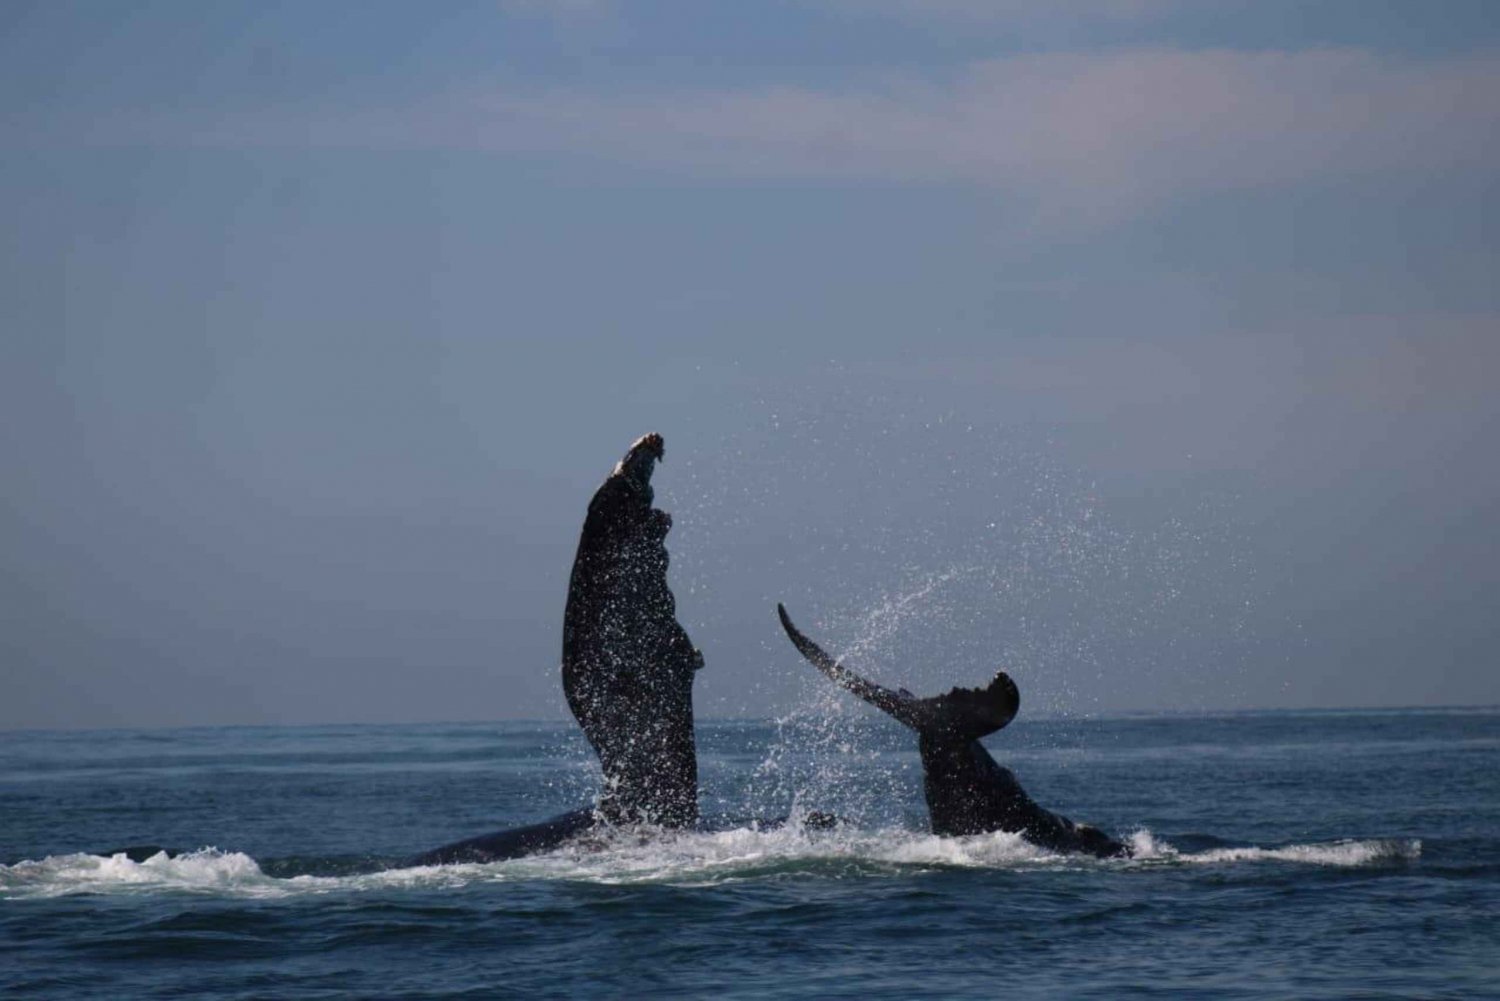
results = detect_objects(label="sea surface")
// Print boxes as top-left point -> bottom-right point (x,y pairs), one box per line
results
2,709 -> 1497,999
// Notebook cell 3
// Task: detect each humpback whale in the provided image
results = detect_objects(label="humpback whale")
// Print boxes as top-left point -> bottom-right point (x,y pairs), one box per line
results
776,603 -> 1129,858
562,432 -> 702,828
406,433 -> 701,865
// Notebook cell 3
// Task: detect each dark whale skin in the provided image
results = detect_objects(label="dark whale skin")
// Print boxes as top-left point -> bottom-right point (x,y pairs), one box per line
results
403,808 -> 598,867
777,603 -> 1128,859
402,434 -> 701,866
562,433 -> 702,828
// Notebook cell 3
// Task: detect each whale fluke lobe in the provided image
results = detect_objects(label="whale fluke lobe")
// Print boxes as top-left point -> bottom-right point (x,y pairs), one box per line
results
776,601 -> 1127,858
776,603 -> 924,727
776,603 -> 1018,739
563,433 -> 701,827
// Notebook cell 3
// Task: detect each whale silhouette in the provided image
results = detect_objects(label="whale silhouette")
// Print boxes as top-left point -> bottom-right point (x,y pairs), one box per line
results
561,432 -> 702,828
407,434 -> 702,865
776,603 -> 1128,858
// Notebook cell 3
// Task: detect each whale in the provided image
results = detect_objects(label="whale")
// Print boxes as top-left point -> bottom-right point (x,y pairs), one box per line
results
561,432 -> 702,828
406,434 -> 702,866
403,808 -> 599,866
776,603 -> 1128,858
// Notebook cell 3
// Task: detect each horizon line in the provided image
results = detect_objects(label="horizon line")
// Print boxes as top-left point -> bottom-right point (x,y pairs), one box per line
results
3,702 -> 1497,737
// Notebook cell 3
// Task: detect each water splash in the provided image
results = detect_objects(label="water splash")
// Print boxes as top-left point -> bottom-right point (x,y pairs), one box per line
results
673,401 -> 1266,722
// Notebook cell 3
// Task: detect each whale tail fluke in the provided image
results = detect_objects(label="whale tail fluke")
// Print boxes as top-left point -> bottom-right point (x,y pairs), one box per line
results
924,671 -> 1019,740
776,603 -> 1019,739
777,603 -> 925,728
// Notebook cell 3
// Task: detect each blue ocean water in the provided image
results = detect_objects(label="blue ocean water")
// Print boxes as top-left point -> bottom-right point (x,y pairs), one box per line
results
2,709 -> 1497,999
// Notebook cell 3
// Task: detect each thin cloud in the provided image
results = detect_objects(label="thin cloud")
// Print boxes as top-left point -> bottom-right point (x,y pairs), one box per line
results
810,0 -> 1185,25
111,47 -> 1500,220
898,310 -> 1500,485
500,0 -> 612,16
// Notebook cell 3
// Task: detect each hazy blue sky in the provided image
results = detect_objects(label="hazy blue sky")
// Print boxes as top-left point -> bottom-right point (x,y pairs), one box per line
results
3,1 -> 1497,729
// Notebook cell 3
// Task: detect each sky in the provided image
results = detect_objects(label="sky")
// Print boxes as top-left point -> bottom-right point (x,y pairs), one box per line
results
2,1 -> 1497,729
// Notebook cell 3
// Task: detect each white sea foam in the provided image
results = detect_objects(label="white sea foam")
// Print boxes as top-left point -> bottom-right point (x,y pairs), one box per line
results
0,829 -> 1421,900
1126,829 -> 1422,866
0,848 -> 282,900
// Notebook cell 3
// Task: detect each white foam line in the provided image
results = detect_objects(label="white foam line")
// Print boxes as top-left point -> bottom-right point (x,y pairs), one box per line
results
1126,830 -> 1422,866
1,829 -> 1420,899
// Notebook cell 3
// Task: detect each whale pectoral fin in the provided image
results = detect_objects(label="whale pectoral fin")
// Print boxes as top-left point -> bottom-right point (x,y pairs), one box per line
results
776,603 -> 923,729
562,433 -> 701,829
614,432 -> 665,489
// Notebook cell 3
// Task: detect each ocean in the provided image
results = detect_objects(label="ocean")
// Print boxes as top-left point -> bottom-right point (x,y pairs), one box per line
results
2,709 -> 1497,999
